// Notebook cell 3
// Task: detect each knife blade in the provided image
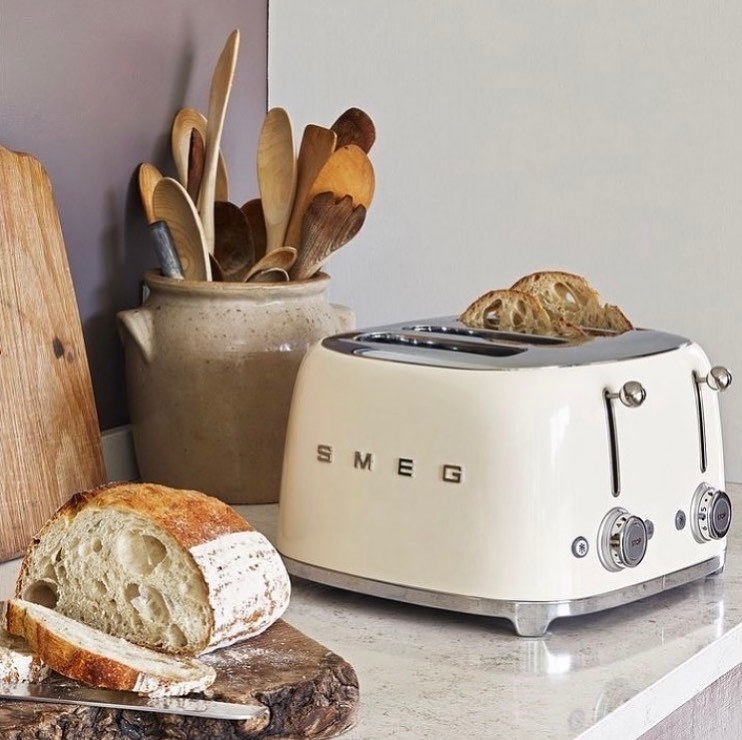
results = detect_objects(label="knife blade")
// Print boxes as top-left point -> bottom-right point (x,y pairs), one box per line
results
0,682 -> 269,721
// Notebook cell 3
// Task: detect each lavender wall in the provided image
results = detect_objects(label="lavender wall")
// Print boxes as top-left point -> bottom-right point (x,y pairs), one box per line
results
0,1 -> 267,430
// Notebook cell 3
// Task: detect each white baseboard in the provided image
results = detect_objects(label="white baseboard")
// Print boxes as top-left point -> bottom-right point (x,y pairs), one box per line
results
101,425 -> 140,482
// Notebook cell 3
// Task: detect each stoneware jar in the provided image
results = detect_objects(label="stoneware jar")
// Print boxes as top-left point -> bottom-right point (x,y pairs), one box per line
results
117,270 -> 354,504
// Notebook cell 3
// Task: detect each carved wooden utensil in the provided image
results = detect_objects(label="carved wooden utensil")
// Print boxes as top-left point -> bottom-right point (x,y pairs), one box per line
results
137,162 -> 163,223
257,107 -> 297,252
290,192 -> 367,281
171,108 -> 229,201
152,177 -> 211,281
214,201 -> 254,281
241,198 -> 267,262
186,128 -> 205,201
247,267 -> 290,283
197,29 -> 240,254
283,124 -> 337,251
305,144 -> 375,215
242,246 -> 297,282
330,107 -> 376,152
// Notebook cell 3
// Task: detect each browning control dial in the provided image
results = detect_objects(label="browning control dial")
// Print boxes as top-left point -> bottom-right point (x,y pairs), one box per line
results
691,484 -> 732,542
598,508 -> 648,572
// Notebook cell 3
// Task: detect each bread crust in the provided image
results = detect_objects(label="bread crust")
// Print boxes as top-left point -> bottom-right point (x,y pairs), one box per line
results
5,599 -> 215,696
16,482 -> 291,656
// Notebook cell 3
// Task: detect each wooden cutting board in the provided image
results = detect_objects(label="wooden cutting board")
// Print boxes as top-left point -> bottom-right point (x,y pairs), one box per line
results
0,619 -> 359,739
0,144 -> 106,561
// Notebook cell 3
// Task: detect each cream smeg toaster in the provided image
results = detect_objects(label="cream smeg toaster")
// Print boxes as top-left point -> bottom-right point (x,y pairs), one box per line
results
277,318 -> 733,636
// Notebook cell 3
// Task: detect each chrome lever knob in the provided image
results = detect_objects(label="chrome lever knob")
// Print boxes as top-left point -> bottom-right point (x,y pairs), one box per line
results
606,381 -> 646,408
696,366 -> 733,392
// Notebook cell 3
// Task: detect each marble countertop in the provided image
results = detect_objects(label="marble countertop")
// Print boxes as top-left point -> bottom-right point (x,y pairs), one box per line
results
1,486 -> 740,739
241,483 -> 742,739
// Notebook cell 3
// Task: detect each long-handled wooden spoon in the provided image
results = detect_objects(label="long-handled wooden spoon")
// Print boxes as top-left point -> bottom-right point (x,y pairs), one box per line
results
137,162 -> 163,223
242,246 -> 297,282
291,192 -> 366,280
170,108 -> 229,201
283,124 -> 337,251
152,177 -> 211,281
197,29 -> 240,254
257,107 -> 297,252
331,107 -> 376,152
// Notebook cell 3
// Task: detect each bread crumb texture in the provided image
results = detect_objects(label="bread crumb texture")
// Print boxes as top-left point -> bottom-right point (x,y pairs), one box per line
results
16,482 -> 291,656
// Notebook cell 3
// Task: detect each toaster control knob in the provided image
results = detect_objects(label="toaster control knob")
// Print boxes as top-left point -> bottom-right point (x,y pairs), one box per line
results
598,508 -> 648,572
692,484 -> 732,542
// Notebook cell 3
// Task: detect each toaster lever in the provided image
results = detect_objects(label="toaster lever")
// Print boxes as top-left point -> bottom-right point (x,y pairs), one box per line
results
693,366 -> 732,473
604,381 -> 647,497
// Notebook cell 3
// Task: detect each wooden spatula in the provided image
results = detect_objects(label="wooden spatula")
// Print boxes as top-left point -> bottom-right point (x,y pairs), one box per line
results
283,124 -> 337,251
306,144 -> 375,211
214,201 -> 254,281
291,192 -> 367,280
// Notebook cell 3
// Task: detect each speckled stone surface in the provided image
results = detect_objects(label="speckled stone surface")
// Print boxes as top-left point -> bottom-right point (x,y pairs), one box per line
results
241,484 -> 742,739
1,486 -> 740,739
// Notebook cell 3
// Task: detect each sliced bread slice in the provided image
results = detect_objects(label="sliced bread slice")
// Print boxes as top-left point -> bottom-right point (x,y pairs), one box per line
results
16,482 -> 291,656
0,617 -> 49,683
459,288 -> 585,338
511,270 -> 634,333
5,598 -> 216,697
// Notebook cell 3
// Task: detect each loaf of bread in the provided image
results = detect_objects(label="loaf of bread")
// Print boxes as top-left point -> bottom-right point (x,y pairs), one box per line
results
459,270 -> 633,336
15,482 -> 291,656
0,620 -> 49,683
5,599 -> 215,697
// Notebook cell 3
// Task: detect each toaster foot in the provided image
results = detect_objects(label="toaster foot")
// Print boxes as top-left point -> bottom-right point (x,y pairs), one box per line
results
280,554 -> 725,638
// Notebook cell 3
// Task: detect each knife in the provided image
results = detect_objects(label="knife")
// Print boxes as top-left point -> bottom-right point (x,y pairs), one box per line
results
0,682 -> 269,721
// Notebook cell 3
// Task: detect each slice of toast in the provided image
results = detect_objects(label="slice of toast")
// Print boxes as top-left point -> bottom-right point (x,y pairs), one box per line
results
5,599 -> 216,697
510,270 -> 634,333
458,288 -> 585,338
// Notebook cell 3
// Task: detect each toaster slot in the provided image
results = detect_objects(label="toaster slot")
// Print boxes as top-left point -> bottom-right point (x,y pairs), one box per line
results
402,324 -> 568,346
353,331 -> 526,357
693,367 -> 733,472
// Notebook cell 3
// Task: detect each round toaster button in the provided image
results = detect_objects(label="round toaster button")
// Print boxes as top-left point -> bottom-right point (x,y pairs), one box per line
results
675,510 -> 687,530
571,537 -> 589,558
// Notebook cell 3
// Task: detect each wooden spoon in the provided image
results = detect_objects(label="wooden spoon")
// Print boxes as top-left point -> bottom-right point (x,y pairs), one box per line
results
306,144 -> 375,211
331,107 -> 376,152
242,246 -> 297,282
247,267 -> 290,283
197,29 -> 240,254
171,108 -> 229,200
283,124 -> 337,251
214,201 -> 254,281
291,192 -> 366,280
257,107 -> 297,252
186,128 -> 205,200
152,177 -> 211,281
137,162 -> 163,223
241,198 -> 267,262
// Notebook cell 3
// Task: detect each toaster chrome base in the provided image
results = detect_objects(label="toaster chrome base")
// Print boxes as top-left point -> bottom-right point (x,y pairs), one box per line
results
282,554 -> 725,637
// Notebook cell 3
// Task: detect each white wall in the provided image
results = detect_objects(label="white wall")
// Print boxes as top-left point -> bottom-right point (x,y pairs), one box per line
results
269,1 -> 742,482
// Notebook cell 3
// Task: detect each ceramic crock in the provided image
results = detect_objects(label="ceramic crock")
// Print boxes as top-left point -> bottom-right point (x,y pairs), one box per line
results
117,270 -> 354,504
